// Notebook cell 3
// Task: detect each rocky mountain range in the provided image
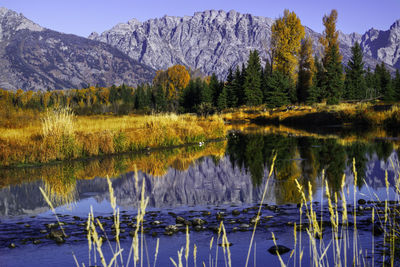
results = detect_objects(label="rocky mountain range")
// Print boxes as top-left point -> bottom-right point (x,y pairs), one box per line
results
90,9 -> 400,79
0,7 -> 155,91
0,7 -> 399,90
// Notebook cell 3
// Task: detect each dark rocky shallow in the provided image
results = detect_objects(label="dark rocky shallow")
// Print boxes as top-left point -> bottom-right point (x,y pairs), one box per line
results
1,200 -> 398,256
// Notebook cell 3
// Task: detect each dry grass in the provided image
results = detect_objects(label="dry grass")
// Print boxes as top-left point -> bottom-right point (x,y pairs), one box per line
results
222,103 -> 400,130
0,109 -> 226,166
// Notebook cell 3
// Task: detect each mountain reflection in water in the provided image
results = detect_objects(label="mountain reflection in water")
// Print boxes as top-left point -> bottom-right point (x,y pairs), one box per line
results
0,132 -> 399,217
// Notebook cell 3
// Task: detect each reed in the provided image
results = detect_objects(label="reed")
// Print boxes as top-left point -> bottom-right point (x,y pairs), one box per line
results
38,154 -> 400,267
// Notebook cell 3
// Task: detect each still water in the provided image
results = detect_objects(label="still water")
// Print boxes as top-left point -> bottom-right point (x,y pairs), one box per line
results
0,130 -> 399,266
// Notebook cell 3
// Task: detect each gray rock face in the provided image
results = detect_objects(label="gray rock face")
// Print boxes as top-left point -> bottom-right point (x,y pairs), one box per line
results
90,10 -> 399,78
0,7 -> 155,91
360,20 -> 400,69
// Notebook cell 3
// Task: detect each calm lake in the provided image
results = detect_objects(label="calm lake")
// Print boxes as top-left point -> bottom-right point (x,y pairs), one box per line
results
1,129 -> 399,266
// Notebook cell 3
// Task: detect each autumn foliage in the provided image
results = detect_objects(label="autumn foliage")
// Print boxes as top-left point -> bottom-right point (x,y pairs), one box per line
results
271,9 -> 305,81
153,65 -> 190,100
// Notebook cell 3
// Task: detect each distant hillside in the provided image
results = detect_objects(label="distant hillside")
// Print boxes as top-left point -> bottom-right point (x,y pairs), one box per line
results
0,7 -> 155,91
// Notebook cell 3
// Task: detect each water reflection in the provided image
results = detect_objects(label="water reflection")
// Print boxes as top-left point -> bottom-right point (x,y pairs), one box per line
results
0,131 -> 399,217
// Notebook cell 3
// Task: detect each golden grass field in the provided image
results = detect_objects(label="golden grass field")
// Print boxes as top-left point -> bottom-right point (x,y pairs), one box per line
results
1,102 -> 400,167
0,108 -> 226,166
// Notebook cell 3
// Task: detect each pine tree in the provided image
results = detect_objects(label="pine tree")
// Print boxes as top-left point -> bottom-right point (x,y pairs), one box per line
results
201,79 -> 213,104
364,67 -> 377,99
375,62 -> 394,101
394,69 -> 400,100
297,37 -> 315,103
271,9 -> 305,82
181,78 -> 203,113
208,73 -> 222,107
225,68 -> 238,107
308,56 -> 325,103
235,64 -> 246,106
153,84 -> 166,112
217,86 -> 228,111
229,67 -> 241,107
344,42 -> 366,100
134,85 -> 149,110
320,10 -> 343,104
265,70 -> 290,108
244,50 -> 263,106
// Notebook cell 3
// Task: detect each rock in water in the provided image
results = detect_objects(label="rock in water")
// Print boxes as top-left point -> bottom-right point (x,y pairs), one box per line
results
268,245 -> 291,255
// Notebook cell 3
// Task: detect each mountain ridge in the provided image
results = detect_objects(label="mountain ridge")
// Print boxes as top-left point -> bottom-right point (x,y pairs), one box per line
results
0,7 -> 399,90
0,7 -> 155,91
89,9 -> 399,79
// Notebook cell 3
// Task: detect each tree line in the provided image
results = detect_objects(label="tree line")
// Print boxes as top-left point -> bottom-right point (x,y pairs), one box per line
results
1,9 -> 400,115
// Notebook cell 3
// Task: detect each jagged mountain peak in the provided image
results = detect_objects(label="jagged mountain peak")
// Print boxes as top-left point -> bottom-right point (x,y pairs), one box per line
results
390,19 -> 400,30
0,7 -> 155,91
0,6 -> 43,37
90,9 -> 397,78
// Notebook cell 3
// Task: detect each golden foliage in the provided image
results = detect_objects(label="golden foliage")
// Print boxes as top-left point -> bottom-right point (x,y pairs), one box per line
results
153,65 -> 190,100
271,9 -> 305,81
298,37 -> 315,94
319,9 -> 342,65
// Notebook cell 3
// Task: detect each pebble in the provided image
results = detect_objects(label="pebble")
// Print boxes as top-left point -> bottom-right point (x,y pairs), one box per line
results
218,242 -> 233,247
358,199 -> 367,205
232,209 -> 241,216
176,216 -> 185,224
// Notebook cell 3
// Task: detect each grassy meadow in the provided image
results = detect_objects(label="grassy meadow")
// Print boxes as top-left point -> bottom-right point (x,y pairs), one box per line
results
0,107 -> 226,166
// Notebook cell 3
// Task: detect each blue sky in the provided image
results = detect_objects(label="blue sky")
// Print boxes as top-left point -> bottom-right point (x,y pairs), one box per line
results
2,0 -> 400,37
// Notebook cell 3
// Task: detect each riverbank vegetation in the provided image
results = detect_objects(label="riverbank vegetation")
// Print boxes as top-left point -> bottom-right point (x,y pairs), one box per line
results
0,108 -> 225,166
1,8 -> 400,167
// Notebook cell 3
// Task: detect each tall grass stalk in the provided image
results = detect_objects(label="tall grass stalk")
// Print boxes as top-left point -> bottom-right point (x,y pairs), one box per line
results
244,154 -> 277,267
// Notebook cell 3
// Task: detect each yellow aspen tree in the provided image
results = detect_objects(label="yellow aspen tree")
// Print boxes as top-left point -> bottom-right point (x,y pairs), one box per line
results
319,9 -> 344,104
271,9 -> 305,81
166,65 -> 190,100
297,37 -> 315,102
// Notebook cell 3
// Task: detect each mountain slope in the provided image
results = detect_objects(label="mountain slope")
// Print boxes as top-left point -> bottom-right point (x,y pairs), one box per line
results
0,7 -> 155,91
90,10 -> 399,78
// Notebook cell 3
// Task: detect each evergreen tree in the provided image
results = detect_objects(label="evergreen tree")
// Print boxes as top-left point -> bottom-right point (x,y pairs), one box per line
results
394,69 -> 400,100
225,68 -> 238,108
181,78 -> 203,113
308,56 -> 324,104
265,70 -> 290,108
134,85 -> 150,110
201,79 -> 213,104
236,64 -> 247,106
375,62 -> 394,101
217,86 -> 228,111
365,67 -> 377,99
320,10 -> 344,104
244,50 -> 263,106
261,59 -> 273,102
344,42 -> 366,100
208,73 -> 222,107
153,84 -> 167,112
297,37 -> 315,103
231,66 -> 244,107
